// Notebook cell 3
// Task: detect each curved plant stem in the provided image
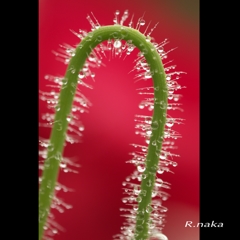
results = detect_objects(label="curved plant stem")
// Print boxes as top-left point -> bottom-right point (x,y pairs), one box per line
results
39,25 -> 167,240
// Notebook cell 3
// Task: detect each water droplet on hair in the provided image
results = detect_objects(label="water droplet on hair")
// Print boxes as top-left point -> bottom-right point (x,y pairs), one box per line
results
79,126 -> 85,131
133,205 -> 138,211
78,72 -> 85,79
155,178 -> 163,187
172,162 -> 178,167
140,19 -> 145,26
160,153 -> 166,160
152,191 -> 158,197
144,72 -> 152,79
157,168 -> 164,174
144,116 -> 151,124
137,165 -> 146,173
166,119 -> 174,128
52,229 -> 58,234
114,40 -> 122,48
60,162 -> 66,168
166,75 -> 171,81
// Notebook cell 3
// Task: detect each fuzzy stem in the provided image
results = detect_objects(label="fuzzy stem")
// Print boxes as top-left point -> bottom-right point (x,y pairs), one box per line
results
39,25 -> 167,240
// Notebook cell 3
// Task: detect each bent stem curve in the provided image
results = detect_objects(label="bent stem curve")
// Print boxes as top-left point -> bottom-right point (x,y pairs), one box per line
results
39,25 -> 167,240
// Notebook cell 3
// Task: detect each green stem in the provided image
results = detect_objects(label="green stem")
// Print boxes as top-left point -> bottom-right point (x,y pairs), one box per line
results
39,25 -> 167,240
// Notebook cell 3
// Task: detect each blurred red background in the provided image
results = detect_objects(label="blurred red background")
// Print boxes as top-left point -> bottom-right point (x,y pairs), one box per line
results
39,0 -> 199,239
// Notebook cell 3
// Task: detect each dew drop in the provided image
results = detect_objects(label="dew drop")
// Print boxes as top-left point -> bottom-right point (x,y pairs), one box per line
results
56,121 -> 62,131
115,10 -> 120,15
55,185 -> 61,191
114,40 -> 122,48
136,225 -> 143,233
146,36 -> 152,42
133,205 -> 138,211
151,121 -> 159,130
144,72 -> 152,79
152,191 -> 158,197
79,126 -> 85,131
146,179 -> 152,187
160,153 -> 166,160
161,206 -> 168,213
172,162 -> 178,167
47,143 -> 54,152
141,190 -> 147,196
139,103 -> 145,109
142,173 -> 147,179
140,19 -> 145,26
55,105 -> 60,112
166,75 -> 171,81
152,140 -> 157,146
78,72 -> 85,79
145,116 -> 152,124
146,204 -> 152,213
142,147 -> 147,152
174,96 -> 179,101
149,222 -> 155,229
159,101 -> 167,110
155,178 -> 163,187
62,78 -> 68,85
166,119 -> 174,128
137,165 -> 146,173
157,168 -> 164,174
149,165 -> 158,174
136,196 -> 142,203
148,105 -> 154,111
162,196 -> 168,201
60,162 -> 66,168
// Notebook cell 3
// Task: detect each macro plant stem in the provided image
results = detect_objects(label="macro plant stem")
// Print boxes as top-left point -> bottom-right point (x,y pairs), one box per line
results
39,25 -> 167,240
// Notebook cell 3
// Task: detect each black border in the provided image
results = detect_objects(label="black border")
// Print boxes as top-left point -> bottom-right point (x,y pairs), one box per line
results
4,1 -> 39,237
200,1 -> 235,238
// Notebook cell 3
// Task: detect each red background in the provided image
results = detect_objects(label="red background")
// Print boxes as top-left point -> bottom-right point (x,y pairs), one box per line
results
39,0 -> 199,239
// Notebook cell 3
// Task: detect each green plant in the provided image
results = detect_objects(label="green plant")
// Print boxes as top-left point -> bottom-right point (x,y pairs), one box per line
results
39,10 -> 183,240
